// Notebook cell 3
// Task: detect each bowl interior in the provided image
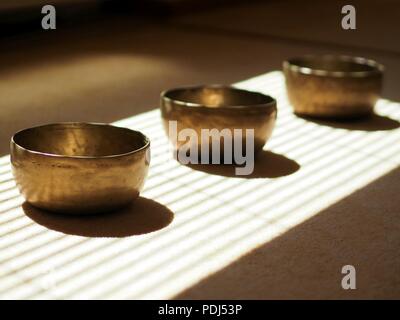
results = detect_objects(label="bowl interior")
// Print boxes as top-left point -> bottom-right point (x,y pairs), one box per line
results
13,123 -> 148,157
164,86 -> 273,108
288,56 -> 378,73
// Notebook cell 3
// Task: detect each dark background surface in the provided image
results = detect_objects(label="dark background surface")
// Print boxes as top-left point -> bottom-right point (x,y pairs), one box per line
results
1,0 -> 399,156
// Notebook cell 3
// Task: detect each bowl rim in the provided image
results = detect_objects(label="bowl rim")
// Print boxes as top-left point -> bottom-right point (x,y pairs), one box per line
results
160,84 -> 277,110
11,122 -> 150,159
283,54 -> 384,78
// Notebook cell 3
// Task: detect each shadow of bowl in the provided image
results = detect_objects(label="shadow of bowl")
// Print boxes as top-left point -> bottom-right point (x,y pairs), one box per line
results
23,197 -> 174,237
186,150 -> 300,178
297,113 -> 400,131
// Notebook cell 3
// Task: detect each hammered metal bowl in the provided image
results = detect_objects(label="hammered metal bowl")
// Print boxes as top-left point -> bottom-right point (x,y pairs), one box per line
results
11,123 -> 150,214
160,85 -> 277,155
283,55 -> 384,118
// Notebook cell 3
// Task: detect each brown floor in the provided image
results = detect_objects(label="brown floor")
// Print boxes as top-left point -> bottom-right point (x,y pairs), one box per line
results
176,167 -> 400,299
0,0 -> 399,299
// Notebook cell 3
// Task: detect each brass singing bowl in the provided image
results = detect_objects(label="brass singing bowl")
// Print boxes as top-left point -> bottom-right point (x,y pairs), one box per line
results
160,85 -> 277,155
11,123 -> 150,214
283,55 -> 384,118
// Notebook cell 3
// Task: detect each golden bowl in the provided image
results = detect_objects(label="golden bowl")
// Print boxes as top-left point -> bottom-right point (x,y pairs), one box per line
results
160,85 -> 277,157
11,123 -> 150,214
283,55 -> 384,118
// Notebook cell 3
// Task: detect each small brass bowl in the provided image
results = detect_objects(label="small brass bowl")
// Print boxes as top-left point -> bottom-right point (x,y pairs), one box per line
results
283,55 -> 384,118
11,123 -> 150,214
160,85 -> 277,155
